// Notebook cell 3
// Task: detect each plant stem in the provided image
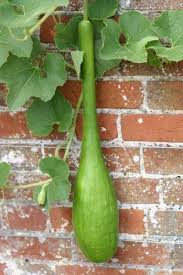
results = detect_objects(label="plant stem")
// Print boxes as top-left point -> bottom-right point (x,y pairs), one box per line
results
83,0 -> 88,21
28,8 -> 56,36
64,92 -> 83,161
6,179 -> 52,190
65,61 -> 76,71
9,8 -> 56,41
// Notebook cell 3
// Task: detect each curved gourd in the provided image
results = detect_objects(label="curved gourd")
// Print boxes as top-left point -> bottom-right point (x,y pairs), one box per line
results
72,19 -> 119,263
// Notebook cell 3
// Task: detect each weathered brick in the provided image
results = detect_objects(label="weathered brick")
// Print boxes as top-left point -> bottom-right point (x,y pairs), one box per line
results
3,206 -> 47,231
122,61 -> 183,77
45,146 -> 140,173
0,236 -> 72,260
144,148 -> 183,175
76,114 -> 118,141
115,178 -> 159,204
4,263 -> 55,275
161,178 -> 183,205
60,80 -> 143,109
119,209 -> 145,234
121,0 -> 183,10
116,242 -> 172,265
50,207 -> 72,232
172,245 -> 183,268
103,147 -> 140,173
56,265 -> 147,275
148,211 -> 183,236
0,112 -> 30,138
122,115 -> 183,142
147,81 -> 183,111
0,145 -> 42,171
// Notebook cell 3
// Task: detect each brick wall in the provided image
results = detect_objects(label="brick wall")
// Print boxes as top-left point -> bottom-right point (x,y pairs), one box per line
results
0,1 -> 183,274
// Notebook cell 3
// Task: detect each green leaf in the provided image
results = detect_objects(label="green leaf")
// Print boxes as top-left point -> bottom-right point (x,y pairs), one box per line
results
95,38 -> 120,79
92,21 -> 120,78
55,16 -> 82,51
40,157 -> 69,180
0,25 -> 33,67
47,177 -> 70,204
26,92 -> 73,137
40,157 -> 70,208
34,157 -> 71,209
88,0 -> 119,20
100,11 -> 158,63
147,11 -> 183,62
147,49 -> 162,67
0,162 -> 11,187
0,52 -> 67,111
71,51 -> 83,79
30,36 -> 46,61
0,0 -> 69,29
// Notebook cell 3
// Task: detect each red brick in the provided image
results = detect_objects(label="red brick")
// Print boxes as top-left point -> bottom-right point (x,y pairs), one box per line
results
40,15 -> 70,43
4,206 -> 47,231
147,81 -> 183,110
116,242 -> 172,265
0,264 -> 6,275
103,147 -> 140,173
76,113 -> 118,141
122,61 -> 183,77
0,236 -> 72,260
147,211 -> 183,236
122,115 -> 183,142
56,265 -> 147,275
0,112 -> 66,140
50,207 -> 72,232
161,178 -> 183,205
115,178 -> 159,204
60,80 -> 143,109
119,209 -> 145,234
0,145 -> 42,171
144,148 -> 183,175
0,112 -> 30,138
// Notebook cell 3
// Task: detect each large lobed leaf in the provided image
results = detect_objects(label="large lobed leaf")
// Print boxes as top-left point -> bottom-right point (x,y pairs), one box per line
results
147,10 -> 183,62
100,11 -> 158,63
0,0 -> 69,28
0,39 -> 67,111
26,91 -> 73,137
0,25 -> 33,67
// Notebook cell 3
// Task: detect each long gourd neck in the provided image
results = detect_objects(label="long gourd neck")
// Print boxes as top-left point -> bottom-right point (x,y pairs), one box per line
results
79,20 -> 101,149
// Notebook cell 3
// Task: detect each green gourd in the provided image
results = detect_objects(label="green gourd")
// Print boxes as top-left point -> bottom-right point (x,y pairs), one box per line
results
72,19 -> 119,263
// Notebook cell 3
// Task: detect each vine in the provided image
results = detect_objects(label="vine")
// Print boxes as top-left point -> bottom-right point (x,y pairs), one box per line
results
0,0 -> 183,259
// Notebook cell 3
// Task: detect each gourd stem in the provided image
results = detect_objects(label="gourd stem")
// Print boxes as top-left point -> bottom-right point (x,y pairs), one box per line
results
6,179 -> 52,190
64,92 -> 83,161
83,0 -> 88,20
